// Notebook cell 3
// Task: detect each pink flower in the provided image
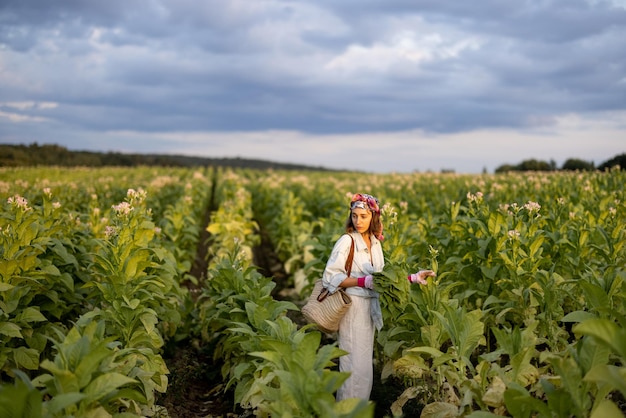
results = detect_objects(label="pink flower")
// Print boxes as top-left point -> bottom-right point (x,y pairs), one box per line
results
7,195 -> 31,211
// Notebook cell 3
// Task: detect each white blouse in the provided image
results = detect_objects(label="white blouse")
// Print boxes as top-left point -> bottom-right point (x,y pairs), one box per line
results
322,231 -> 384,296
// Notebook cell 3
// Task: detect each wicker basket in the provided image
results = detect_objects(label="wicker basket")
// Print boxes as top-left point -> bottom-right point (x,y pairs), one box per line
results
301,235 -> 355,333
301,280 -> 352,333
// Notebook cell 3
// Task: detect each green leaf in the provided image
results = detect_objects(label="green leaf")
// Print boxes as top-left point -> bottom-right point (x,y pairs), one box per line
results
44,392 -> 87,414
65,336 -> 90,372
590,399 -> 625,418
466,412 -> 505,418
75,345 -> 115,390
84,373 -> 136,403
503,383 -> 551,418
574,319 -> 626,359
0,282 -> 15,292
128,298 -> 141,310
0,322 -> 23,339
84,406 -> 117,418
585,365 -> 626,398
249,350 -> 283,366
508,347 -> 538,387
529,235 -> 544,258
13,347 -> 40,370
0,375 -> 42,418
139,312 -> 158,335
577,334 -> 611,375
487,212 -> 506,236
420,401 -> 458,418
561,310 -> 597,323
39,361 -> 80,394
578,281 -> 611,317
333,397 -> 374,415
16,307 -> 47,323
406,346 -> 445,358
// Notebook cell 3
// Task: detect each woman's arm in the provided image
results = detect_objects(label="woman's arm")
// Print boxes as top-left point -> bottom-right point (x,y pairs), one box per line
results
322,234 -> 355,292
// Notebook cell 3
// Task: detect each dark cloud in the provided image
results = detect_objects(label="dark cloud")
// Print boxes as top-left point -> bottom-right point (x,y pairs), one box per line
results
0,0 -> 625,172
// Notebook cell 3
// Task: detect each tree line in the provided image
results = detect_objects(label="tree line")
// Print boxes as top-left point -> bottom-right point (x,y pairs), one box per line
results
0,142 -> 623,173
0,143 -> 333,172
494,154 -> 625,173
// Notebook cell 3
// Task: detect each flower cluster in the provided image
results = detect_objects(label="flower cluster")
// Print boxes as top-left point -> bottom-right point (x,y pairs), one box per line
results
0,181 -> 10,194
467,191 -> 484,202
523,201 -> 541,213
105,225 -> 118,238
112,202 -> 133,216
7,195 -> 31,211
127,188 -> 147,203
508,229 -> 521,240
380,202 -> 397,227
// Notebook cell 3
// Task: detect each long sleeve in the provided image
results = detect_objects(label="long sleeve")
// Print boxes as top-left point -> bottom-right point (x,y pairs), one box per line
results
322,232 -> 384,295
322,234 -> 354,294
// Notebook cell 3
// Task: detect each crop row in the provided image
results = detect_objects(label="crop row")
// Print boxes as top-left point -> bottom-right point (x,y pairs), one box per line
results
1,166 -> 625,417
0,167 -> 212,416
242,168 -> 626,417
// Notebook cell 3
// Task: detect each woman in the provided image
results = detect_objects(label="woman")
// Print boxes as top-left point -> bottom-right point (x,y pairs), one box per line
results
322,193 -> 435,401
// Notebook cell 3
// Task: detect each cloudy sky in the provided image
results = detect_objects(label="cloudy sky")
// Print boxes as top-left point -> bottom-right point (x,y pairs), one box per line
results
1,0 -> 625,173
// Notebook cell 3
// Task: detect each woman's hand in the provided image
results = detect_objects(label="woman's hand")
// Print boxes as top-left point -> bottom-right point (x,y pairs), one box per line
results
407,270 -> 436,285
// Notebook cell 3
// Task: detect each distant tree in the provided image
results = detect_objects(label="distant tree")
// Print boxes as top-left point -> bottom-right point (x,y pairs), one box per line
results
518,159 -> 553,171
597,153 -> 626,171
494,164 -> 516,173
495,158 -> 555,173
550,160 -> 557,171
562,158 -> 595,171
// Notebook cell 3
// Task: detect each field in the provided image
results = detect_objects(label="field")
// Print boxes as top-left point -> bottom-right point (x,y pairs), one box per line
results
0,166 -> 625,417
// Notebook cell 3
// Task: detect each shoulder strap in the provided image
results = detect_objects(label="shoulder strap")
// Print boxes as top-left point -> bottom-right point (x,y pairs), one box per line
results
344,236 -> 355,274
318,236 -> 355,301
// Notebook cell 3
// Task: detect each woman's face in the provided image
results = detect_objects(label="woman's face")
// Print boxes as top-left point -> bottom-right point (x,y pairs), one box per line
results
351,207 -> 372,234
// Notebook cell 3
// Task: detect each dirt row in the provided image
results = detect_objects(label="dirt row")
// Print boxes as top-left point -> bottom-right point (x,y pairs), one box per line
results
156,198 -> 410,417
156,201 -> 296,418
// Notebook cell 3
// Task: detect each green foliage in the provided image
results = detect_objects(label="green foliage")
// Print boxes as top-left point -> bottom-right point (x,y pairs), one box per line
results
195,176 -> 372,416
85,189 -> 183,350
495,158 -> 557,173
597,153 -> 626,171
562,158 -> 595,171
0,191 -> 87,375
0,320 -> 153,417
35,320 -> 146,416
241,320 -> 373,417
0,143 -> 330,171
0,370 -> 42,418
2,165 -> 626,417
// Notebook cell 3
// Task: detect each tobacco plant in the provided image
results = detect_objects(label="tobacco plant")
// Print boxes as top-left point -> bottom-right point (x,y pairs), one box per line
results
82,189 -> 182,408
0,191 -> 87,376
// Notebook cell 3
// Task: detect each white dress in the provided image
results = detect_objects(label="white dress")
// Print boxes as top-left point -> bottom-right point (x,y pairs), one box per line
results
322,232 -> 384,400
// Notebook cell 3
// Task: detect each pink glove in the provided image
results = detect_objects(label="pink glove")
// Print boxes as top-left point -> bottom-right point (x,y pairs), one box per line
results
408,270 -> 436,285
357,275 -> 374,289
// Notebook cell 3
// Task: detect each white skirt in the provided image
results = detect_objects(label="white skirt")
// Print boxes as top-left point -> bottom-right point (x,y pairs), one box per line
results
336,295 -> 375,401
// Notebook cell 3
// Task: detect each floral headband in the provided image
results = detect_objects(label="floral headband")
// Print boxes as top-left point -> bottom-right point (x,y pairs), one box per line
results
350,193 -> 380,213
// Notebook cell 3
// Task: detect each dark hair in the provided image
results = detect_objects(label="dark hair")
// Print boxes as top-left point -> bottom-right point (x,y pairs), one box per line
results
345,210 -> 383,239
